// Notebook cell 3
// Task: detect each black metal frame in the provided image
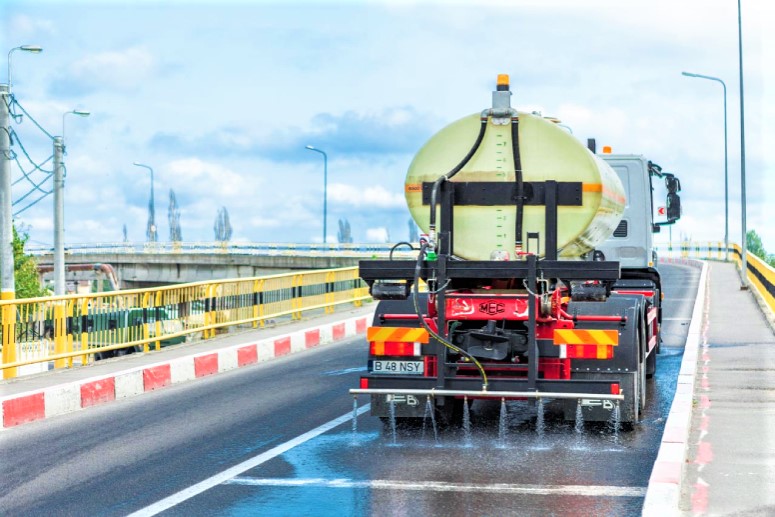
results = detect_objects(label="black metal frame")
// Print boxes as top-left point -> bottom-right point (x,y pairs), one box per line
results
359,179 -> 624,397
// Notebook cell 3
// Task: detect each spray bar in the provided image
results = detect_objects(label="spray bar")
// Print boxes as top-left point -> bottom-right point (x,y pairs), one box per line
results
350,388 -> 624,401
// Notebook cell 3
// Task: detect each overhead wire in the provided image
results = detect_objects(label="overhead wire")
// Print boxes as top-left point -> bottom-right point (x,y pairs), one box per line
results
9,96 -> 55,141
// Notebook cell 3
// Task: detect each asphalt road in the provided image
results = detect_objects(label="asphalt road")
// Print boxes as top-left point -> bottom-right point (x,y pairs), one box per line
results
0,264 -> 700,517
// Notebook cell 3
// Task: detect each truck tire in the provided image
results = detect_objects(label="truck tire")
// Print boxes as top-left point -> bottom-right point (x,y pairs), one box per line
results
638,354 -> 646,415
646,343 -> 657,378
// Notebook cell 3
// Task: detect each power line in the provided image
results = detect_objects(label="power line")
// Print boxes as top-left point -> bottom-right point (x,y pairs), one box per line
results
8,95 -> 55,141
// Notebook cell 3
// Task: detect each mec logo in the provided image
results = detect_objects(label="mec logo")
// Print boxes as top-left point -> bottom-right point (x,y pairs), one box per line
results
479,301 -> 505,316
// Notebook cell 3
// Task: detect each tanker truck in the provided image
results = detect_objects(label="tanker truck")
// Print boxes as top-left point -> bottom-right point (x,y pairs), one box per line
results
350,75 -> 682,425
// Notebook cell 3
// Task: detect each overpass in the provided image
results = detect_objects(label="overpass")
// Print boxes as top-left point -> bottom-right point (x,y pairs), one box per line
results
30,242 -> 413,288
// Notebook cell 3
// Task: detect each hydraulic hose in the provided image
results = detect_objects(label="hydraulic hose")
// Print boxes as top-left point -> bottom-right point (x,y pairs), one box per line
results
412,243 -> 489,390
388,241 -> 415,260
511,118 -> 525,253
428,118 -> 489,247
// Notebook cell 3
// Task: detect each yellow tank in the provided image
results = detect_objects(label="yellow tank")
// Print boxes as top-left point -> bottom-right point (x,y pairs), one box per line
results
405,111 -> 625,260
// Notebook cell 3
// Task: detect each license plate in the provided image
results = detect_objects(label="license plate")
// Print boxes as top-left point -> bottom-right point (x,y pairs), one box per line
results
371,360 -> 424,375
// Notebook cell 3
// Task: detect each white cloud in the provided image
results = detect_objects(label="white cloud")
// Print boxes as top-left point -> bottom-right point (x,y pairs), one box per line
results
67,47 -> 157,92
166,158 -> 253,199
327,184 -> 405,208
366,227 -> 390,242
10,14 -> 55,36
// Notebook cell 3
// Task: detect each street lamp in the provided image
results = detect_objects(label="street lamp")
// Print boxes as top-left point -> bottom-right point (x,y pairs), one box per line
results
132,162 -> 157,242
2,44 -> 42,305
53,110 -> 90,295
681,71 -> 729,262
62,109 -> 90,142
6,45 -> 43,92
737,0 -> 749,289
305,145 -> 328,244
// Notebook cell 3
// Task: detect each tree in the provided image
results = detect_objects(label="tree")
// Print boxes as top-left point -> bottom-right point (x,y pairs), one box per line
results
8,225 -> 45,298
746,230 -> 767,261
746,229 -> 775,267
337,218 -> 353,243
213,206 -> 233,242
168,189 -> 182,242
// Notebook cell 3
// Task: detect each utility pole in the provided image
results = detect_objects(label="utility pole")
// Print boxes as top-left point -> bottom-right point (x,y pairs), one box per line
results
53,136 -> 65,295
0,83 -> 13,301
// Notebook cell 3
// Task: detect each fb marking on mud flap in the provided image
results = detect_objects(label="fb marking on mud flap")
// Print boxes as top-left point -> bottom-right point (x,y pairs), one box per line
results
387,394 -> 420,406
581,399 -> 615,410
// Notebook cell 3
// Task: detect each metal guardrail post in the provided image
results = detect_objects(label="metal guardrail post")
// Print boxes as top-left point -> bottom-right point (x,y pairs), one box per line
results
325,271 -> 335,314
291,274 -> 302,320
53,301 -> 67,369
1,302 -> 17,379
154,291 -> 162,351
79,300 -> 89,366
66,300 -> 75,368
258,279 -> 265,328
206,284 -> 217,338
252,279 -> 259,328
142,291 -> 152,352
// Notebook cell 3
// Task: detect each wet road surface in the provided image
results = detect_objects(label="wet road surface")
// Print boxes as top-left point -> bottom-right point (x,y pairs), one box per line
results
0,264 -> 699,516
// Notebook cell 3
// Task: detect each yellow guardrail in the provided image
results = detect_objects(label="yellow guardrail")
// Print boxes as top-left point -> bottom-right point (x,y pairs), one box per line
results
1,267 -> 370,379
656,241 -> 775,316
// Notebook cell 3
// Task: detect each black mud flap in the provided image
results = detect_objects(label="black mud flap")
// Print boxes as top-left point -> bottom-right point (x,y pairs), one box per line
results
370,393 -> 426,418
561,372 -> 637,423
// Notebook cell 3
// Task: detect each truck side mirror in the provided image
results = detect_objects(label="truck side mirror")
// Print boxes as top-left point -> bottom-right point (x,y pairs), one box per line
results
664,173 -> 681,223
666,192 -> 681,222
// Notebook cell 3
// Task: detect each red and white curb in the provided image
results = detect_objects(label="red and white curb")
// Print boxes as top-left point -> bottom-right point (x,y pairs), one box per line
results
1,313 -> 370,429
642,259 -> 708,515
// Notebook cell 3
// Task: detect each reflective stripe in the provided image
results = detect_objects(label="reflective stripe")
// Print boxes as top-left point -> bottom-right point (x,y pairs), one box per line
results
367,327 -> 429,343
553,329 -> 618,346
566,344 -> 614,359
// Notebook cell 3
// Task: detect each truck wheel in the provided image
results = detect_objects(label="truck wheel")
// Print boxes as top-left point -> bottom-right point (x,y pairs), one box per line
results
638,355 -> 647,414
646,345 -> 657,378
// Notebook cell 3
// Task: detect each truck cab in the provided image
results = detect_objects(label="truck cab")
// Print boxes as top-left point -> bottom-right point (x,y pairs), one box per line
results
598,155 -> 657,270
598,154 -> 681,271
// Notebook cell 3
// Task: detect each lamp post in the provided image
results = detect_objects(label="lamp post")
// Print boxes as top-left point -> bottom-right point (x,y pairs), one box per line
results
737,0 -> 749,289
681,72 -> 729,262
305,145 -> 328,244
62,109 -> 90,143
6,45 -> 43,92
53,110 -> 90,295
133,162 -> 157,242
1,44 -> 43,302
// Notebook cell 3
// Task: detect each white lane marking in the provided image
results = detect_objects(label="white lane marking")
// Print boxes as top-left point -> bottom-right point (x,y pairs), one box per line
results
225,477 -> 647,497
128,404 -> 371,517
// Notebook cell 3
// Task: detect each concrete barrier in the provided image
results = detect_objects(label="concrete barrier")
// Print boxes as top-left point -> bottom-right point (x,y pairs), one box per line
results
642,258 -> 708,515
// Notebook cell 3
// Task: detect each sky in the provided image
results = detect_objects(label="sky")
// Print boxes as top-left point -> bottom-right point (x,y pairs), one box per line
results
1,0 -> 773,251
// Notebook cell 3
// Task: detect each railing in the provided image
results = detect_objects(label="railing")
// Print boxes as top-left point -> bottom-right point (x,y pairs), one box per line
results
656,241 -> 775,315
26,241 -> 418,257
1,267 -> 370,379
